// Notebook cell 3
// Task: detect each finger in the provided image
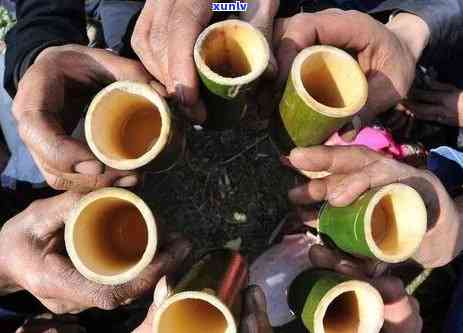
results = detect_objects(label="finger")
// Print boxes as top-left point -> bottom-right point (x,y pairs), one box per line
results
110,237 -> 192,304
402,101 -> 454,125
427,79 -> 458,92
240,312 -> 273,333
371,276 -> 406,304
288,146 -> 381,175
296,207 -> 319,228
409,88 -> 447,104
244,285 -> 268,315
143,0 -> 175,84
28,192 -> 84,239
240,0 -> 279,78
167,0 -> 213,105
308,245 -> 367,280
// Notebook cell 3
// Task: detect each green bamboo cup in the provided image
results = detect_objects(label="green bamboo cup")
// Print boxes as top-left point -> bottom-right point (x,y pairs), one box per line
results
85,81 -> 186,172
153,249 -> 248,333
274,45 -> 367,152
65,188 -> 157,285
194,19 -> 270,130
288,269 -> 384,333
319,183 -> 427,263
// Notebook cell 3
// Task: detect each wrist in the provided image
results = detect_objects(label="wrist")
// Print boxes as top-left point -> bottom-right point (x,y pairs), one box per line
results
386,12 -> 430,63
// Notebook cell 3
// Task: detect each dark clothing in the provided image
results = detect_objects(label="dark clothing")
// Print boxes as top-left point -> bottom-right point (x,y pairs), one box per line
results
4,0 -> 463,97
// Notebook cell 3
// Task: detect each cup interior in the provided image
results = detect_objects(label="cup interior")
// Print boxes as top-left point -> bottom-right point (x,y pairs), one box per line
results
73,196 -> 148,276
323,291 -> 360,333
90,89 -> 162,160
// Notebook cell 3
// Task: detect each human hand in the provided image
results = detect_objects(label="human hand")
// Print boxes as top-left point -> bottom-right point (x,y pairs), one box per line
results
15,314 -> 85,333
12,44 -> 158,191
285,145 -> 462,268
131,0 -> 279,122
402,80 -> 463,127
133,283 -> 272,333
0,192 -> 191,314
273,10 -> 428,123
309,244 -> 423,333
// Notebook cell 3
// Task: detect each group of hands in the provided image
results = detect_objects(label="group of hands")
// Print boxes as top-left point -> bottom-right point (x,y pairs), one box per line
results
5,0 -> 463,332
2,146 -> 461,332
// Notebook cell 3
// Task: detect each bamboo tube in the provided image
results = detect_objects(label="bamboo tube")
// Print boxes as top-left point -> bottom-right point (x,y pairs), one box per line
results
65,188 -> 157,285
194,19 -> 270,130
289,269 -> 384,333
319,183 -> 427,263
85,81 -> 185,171
272,45 -> 368,178
153,249 -> 248,333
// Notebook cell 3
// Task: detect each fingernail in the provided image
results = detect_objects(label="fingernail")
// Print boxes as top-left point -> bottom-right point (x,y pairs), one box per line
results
114,175 -> 138,187
327,187 -> 342,202
74,160 -> 104,175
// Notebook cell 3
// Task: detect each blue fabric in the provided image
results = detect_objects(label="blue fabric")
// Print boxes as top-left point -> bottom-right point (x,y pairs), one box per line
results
427,146 -> 463,192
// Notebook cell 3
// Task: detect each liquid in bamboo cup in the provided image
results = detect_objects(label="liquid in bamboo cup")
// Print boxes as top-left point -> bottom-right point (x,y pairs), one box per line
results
273,45 -> 368,179
85,81 -> 185,171
289,269 -> 384,333
65,188 -> 157,285
153,249 -> 248,333
194,19 -> 270,130
319,183 -> 427,263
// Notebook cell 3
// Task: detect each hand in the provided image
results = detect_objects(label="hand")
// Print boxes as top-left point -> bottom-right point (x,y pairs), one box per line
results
15,314 -> 85,333
131,0 -> 279,121
13,44 -> 155,191
133,284 -> 272,333
285,145 -> 462,268
402,80 -> 463,126
273,10 -> 429,123
309,244 -> 423,333
0,192 -> 191,314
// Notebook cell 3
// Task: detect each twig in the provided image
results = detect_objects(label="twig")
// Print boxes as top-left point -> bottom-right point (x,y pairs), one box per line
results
220,135 -> 269,165
406,268 -> 433,295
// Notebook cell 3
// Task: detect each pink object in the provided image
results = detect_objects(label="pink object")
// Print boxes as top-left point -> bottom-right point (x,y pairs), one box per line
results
326,127 -> 407,159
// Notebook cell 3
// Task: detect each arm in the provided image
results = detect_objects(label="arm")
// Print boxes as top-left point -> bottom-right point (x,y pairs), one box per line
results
4,0 -> 88,97
371,0 -> 463,66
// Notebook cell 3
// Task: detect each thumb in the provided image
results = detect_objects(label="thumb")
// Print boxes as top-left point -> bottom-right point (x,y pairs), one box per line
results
78,47 -> 154,83
28,191 -> 84,240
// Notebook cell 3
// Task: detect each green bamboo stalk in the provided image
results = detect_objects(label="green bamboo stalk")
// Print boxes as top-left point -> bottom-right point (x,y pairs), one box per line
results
272,45 -> 368,154
288,269 -> 383,333
85,81 -> 185,171
318,183 -> 427,263
194,19 -> 270,129
153,249 -> 248,333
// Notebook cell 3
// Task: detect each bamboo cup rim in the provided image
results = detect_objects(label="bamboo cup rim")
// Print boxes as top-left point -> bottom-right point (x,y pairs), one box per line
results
65,188 -> 157,285
194,19 -> 270,87
153,291 -> 237,333
313,280 -> 384,333
291,45 -> 368,118
85,81 -> 171,170
364,183 -> 427,263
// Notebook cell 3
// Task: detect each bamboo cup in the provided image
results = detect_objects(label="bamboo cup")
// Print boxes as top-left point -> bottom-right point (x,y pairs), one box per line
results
194,19 -> 270,130
289,269 -> 384,333
85,81 -> 185,171
153,249 -> 248,333
273,45 -> 368,178
319,183 -> 427,263
65,188 -> 157,285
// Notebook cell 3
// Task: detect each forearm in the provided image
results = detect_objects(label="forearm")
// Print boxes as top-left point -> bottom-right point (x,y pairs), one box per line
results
4,0 -> 88,97
372,0 -> 463,65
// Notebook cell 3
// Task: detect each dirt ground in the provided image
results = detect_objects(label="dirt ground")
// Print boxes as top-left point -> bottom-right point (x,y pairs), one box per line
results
140,126 -> 294,262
